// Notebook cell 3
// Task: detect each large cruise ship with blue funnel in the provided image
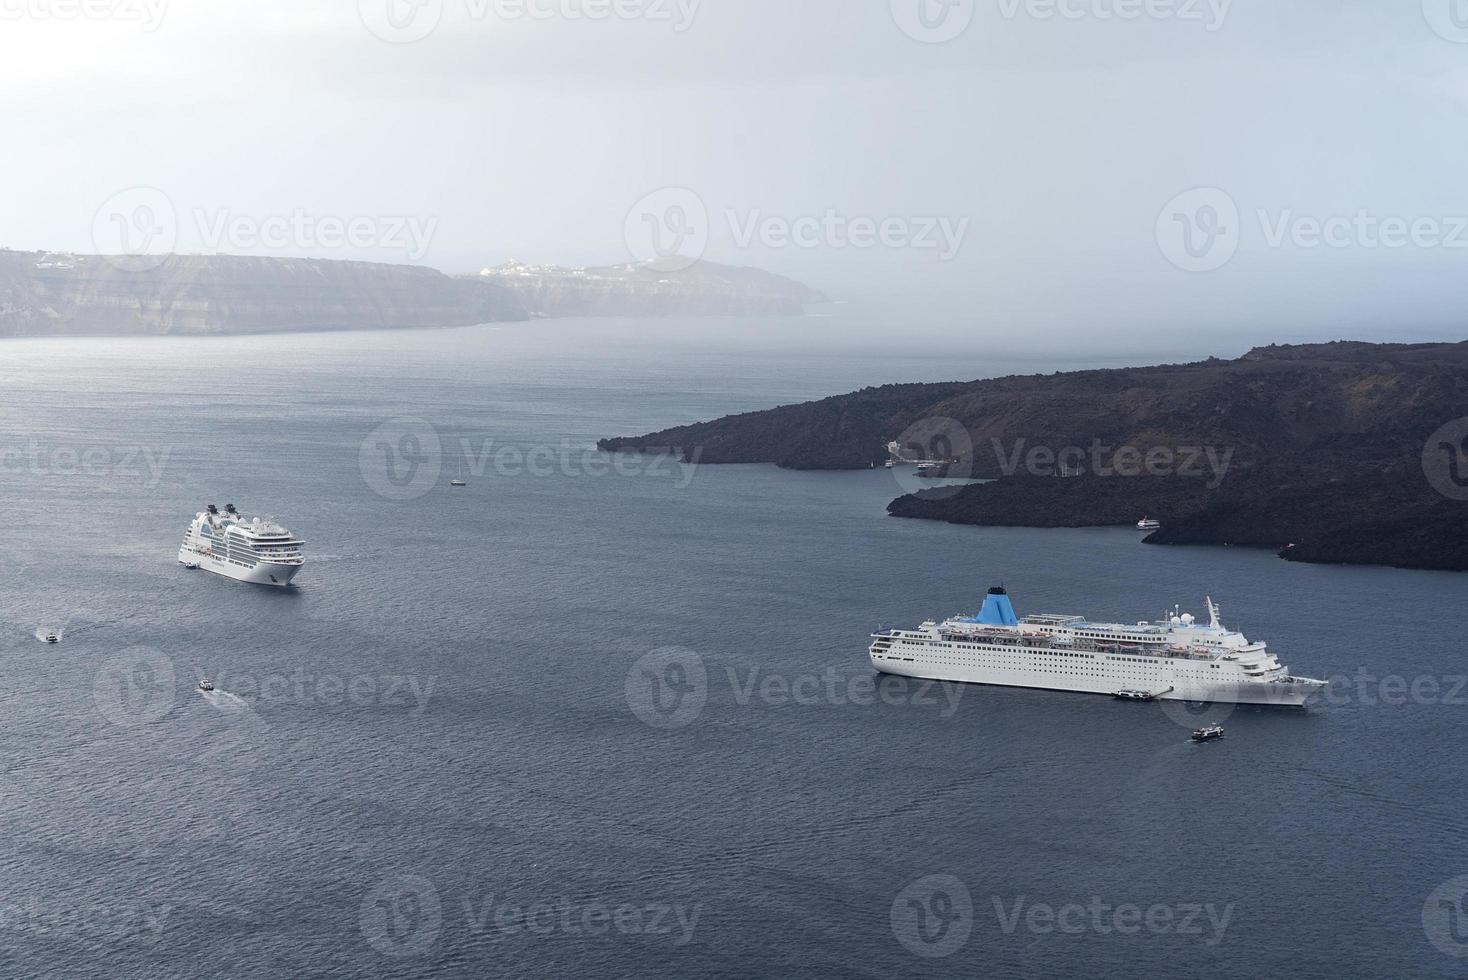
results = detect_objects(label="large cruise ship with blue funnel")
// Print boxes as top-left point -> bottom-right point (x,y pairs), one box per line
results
870,587 -> 1326,706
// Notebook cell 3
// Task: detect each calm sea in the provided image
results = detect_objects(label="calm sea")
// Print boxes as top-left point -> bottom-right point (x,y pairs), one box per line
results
0,318 -> 1463,979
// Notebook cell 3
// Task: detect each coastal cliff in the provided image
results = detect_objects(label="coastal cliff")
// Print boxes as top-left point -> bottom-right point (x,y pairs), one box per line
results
0,251 -> 525,336
0,251 -> 821,336
600,341 -> 1468,571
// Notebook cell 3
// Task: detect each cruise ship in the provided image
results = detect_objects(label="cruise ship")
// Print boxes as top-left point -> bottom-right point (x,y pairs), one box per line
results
177,504 -> 305,587
871,587 -> 1325,706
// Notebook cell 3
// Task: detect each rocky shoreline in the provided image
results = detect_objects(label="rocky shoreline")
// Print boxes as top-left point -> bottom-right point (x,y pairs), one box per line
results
601,341 -> 1468,572
0,250 -> 822,337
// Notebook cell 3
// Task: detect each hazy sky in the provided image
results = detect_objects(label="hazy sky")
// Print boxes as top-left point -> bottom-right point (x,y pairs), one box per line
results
4,0 -> 1468,343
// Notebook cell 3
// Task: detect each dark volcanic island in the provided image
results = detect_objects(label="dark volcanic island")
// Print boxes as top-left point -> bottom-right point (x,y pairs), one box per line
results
600,341 -> 1468,572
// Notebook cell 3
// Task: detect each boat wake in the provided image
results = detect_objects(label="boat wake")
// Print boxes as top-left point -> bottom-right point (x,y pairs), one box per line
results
199,690 -> 251,714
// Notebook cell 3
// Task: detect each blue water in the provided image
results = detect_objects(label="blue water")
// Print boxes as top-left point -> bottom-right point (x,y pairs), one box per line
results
0,319 -> 1463,979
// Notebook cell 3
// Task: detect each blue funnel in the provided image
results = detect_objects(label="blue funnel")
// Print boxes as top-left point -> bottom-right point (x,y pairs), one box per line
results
976,587 -> 1019,626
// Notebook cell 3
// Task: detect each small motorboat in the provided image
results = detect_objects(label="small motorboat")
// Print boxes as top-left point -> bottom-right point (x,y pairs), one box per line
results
43,633 -> 60,644
1137,518 -> 1162,530
450,479 -> 467,487
1191,725 -> 1225,742
1114,689 -> 1156,702
198,679 -> 215,693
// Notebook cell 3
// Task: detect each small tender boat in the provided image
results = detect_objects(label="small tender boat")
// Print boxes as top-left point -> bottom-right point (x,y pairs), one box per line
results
1114,689 -> 1155,702
449,479 -> 467,487
1137,517 -> 1162,530
43,633 -> 59,644
1191,725 -> 1225,742
198,679 -> 215,692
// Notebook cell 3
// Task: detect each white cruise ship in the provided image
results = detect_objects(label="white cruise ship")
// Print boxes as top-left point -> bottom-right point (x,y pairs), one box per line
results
871,587 -> 1325,707
177,504 -> 305,587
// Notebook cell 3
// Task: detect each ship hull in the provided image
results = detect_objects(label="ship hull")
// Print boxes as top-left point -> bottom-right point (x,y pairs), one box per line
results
870,652 -> 1318,707
179,547 -> 302,588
